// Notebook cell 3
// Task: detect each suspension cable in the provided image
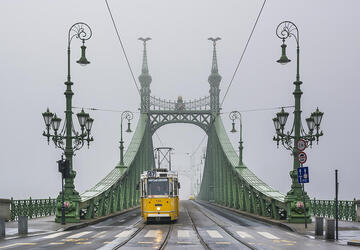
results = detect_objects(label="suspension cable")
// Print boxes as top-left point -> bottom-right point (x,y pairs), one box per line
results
220,0 -> 267,107
104,0 -> 140,95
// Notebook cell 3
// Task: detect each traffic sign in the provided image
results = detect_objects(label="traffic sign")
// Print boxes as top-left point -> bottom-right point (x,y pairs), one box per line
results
297,167 -> 309,183
297,151 -> 307,164
296,139 -> 307,151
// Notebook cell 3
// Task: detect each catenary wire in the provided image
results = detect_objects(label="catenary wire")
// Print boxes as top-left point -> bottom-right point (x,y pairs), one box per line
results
221,105 -> 294,114
104,0 -> 140,95
220,0 -> 267,107
73,106 -> 164,147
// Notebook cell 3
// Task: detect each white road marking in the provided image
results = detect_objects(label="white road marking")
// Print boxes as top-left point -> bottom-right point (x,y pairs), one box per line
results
177,230 -> 190,238
207,230 -> 223,238
236,231 -> 254,239
42,232 -> 69,239
0,243 -> 36,249
286,232 -> 299,237
145,230 -> 162,238
92,231 -> 107,238
66,231 -> 92,239
257,232 -> 279,240
115,229 -> 135,238
215,242 -> 231,245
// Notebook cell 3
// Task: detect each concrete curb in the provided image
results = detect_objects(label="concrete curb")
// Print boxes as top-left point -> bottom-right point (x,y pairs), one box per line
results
348,240 -> 360,246
62,206 -> 140,231
196,200 -> 295,232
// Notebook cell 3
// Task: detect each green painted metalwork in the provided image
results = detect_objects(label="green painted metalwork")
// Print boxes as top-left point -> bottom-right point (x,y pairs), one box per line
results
42,22 -> 95,223
76,35 -> 321,223
10,197 -> 56,221
273,21 -> 324,223
310,199 -> 357,222
79,114 -> 154,219
198,116 -> 287,219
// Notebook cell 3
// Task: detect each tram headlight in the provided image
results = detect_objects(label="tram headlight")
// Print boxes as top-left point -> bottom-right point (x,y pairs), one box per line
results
157,207 -> 160,211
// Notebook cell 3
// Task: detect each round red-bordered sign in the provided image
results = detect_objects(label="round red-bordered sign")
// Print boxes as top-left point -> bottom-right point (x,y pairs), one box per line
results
297,151 -> 307,164
296,139 -> 307,151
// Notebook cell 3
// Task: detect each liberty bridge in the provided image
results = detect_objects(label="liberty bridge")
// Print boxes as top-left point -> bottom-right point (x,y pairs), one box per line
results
1,20 -> 358,250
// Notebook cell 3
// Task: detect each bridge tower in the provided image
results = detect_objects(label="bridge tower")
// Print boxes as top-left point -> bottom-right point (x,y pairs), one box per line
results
208,37 -> 222,113
138,37 -> 152,112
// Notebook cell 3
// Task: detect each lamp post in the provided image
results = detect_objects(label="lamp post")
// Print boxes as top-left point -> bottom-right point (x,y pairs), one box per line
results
229,111 -> 245,167
118,111 -> 134,167
273,21 -> 324,223
42,22 -> 94,223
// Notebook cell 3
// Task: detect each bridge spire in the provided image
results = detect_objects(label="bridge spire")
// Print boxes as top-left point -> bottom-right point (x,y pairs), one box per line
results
208,37 -> 222,113
138,37 -> 152,112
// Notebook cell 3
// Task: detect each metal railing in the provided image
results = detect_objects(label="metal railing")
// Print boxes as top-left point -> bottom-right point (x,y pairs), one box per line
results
150,96 -> 210,111
310,198 -> 357,221
10,197 -> 56,221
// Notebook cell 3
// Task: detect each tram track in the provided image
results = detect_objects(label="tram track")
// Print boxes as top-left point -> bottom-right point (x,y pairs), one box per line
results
111,218 -> 174,250
191,201 -> 256,250
185,205 -> 211,250
158,222 -> 174,250
111,219 -> 145,250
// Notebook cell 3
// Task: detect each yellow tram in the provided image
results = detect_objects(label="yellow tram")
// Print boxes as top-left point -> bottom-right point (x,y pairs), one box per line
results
140,168 -> 179,222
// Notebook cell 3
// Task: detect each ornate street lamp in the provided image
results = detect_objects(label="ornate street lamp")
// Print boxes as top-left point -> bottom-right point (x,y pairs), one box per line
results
42,22 -> 94,223
229,111 -> 245,167
118,111 -> 134,167
273,21 -> 324,223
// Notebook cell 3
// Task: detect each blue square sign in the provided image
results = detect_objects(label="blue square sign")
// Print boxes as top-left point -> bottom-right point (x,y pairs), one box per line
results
297,167 -> 309,183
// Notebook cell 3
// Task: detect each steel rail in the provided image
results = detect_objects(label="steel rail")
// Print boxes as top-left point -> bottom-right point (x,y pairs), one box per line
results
184,205 -> 211,250
192,201 -> 256,250
111,219 -> 145,250
158,223 -> 174,250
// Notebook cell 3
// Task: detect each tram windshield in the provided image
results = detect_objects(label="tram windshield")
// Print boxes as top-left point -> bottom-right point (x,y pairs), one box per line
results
147,178 -> 169,196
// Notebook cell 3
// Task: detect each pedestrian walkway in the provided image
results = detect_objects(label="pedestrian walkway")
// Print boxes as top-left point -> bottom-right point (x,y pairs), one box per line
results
2,216 -> 78,239
1,207 -> 139,240
284,217 -> 360,246
208,201 -> 360,247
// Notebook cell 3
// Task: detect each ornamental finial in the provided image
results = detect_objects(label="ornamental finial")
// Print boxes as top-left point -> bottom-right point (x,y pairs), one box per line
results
138,37 -> 151,74
208,37 -> 221,73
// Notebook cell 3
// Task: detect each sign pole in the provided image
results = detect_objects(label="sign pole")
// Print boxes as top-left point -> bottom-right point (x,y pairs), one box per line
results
335,169 -> 339,240
302,182 -> 307,228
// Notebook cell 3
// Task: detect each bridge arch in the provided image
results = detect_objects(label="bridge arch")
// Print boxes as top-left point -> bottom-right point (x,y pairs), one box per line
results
77,37 -> 288,222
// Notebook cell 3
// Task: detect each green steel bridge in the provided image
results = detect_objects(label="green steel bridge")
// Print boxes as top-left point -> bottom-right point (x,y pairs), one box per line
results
73,38 -> 293,223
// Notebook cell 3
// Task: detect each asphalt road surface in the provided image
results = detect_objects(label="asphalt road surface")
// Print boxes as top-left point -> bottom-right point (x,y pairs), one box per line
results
0,201 -> 349,249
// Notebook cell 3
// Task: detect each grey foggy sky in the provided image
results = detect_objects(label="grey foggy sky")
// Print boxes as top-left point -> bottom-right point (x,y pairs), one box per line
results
0,0 -> 359,201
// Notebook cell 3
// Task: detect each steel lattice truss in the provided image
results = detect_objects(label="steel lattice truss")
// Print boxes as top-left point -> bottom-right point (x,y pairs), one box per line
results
149,110 -> 214,134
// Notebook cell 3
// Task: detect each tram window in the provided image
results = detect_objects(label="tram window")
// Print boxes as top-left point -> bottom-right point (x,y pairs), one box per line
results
169,179 -> 173,196
141,180 -> 146,196
174,180 -> 178,196
148,178 -> 169,195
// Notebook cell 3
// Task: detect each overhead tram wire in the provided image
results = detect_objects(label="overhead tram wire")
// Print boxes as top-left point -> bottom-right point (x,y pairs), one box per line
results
220,0 -> 267,108
104,0 -> 140,95
73,106 -> 164,145
190,134 -> 207,157
189,104 -> 293,159
221,105 -> 294,114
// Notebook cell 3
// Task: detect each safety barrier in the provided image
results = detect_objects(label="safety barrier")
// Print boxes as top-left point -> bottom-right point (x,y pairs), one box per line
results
10,197 -> 56,221
310,198 -> 357,221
